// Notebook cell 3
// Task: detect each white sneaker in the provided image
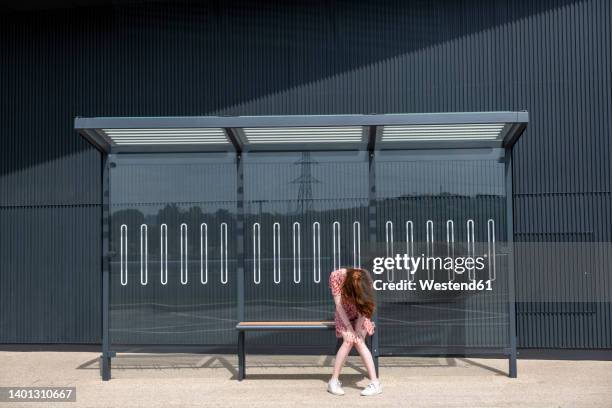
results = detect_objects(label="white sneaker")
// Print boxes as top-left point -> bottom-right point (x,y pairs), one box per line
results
327,379 -> 345,396
360,380 -> 382,396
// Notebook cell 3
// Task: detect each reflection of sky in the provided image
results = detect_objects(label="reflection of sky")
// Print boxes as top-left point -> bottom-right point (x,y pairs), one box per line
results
377,160 -> 505,197
243,151 -> 369,204
376,149 -> 505,198
110,154 -> 237,217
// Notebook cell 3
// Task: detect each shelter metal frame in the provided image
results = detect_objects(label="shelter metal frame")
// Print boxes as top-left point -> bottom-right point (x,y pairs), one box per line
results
75,112 -> 528,381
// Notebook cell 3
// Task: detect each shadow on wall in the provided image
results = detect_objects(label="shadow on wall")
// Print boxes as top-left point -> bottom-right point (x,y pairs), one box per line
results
0,0 -> 581,180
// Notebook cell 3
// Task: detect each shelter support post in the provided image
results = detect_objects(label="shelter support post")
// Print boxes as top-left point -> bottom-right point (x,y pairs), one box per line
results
100,155 -> 114,380
505,149 -> 518,378
368,142 -> 380,376
235,147 -> 246,380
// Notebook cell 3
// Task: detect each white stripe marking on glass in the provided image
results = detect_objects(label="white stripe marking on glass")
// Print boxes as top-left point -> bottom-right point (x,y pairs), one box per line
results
120,224 -> 128,286
273,222 -> 281,284
140,224 -> 148,285
313,222 -> 321,283
253,223 -> 261,284
467,219 -> 475,281
487,219 -> 496,281
446,220 -> 455,282
180,223 -> 188,285
293,222 -> 301,284
353,221 -> 361,268
406,221 -> 415,282
426,220 -> 434,280
220,223 -> 228,284
332,221 -> 341,271
385,221 -> 394,281
160,223 -> 168,285
200,223 -> 208,285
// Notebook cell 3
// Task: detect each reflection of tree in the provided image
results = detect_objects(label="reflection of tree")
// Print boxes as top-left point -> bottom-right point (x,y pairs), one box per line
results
157,203 -> 185,224
380,194 -> 506,227
112,208 -> 145,226
156,204 -> 234,225
110,208 -> 145,254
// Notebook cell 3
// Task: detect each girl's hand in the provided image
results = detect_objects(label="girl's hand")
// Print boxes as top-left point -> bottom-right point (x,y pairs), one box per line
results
353,331 -> 364,344
357,328 -> 368,342
342,330 -> 358,344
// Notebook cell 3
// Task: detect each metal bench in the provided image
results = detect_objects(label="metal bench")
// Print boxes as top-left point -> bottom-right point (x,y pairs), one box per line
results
235,321 -> 378,380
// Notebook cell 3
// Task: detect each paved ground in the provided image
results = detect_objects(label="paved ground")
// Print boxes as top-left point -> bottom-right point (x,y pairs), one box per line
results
1,352 -> 611,407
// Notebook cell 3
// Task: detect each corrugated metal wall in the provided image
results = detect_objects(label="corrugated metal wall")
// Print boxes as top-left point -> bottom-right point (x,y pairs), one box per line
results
0,0 -> 610,348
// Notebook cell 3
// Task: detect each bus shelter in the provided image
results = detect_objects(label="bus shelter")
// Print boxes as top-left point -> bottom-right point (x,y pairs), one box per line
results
75,112 -> 528,381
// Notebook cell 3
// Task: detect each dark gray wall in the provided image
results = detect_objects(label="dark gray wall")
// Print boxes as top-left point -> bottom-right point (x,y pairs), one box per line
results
1,0 -> 611,348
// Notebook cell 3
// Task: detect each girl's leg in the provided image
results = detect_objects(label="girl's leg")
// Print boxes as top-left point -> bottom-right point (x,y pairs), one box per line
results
354,338 -> 378,382
331,340 -> 353,380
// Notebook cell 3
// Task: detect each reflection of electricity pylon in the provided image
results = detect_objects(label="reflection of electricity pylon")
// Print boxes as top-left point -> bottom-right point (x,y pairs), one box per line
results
291,152 -> 319,214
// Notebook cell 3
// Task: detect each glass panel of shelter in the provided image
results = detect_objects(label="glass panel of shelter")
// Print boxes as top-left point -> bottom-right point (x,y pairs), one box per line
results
108,153 -> 238,346
107,148 -> 510,353
375,149 -> 509,352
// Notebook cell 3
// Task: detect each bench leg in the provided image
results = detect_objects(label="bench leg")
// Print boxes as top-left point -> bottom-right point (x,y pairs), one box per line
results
509,350 -> 517,378
238,331 -> 245,381
100,354 -> 111,381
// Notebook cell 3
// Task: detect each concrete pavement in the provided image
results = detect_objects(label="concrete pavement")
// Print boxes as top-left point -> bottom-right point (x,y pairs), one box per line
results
0,352 -> 611,407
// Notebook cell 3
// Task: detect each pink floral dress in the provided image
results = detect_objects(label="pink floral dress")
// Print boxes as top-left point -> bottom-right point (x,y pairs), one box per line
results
329,268 -> 375,338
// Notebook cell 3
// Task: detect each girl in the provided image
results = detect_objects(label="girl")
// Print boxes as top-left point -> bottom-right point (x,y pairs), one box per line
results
327,267 -> 382,396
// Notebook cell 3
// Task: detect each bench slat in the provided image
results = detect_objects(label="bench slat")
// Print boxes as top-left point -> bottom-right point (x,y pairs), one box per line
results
236,321 -> 335,330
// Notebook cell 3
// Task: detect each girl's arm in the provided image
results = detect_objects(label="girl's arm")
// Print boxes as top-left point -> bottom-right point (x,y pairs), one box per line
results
333,294 -> 358,342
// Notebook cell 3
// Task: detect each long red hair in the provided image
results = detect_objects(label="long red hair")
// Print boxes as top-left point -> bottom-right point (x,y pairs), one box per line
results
341,268 -> 376,318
